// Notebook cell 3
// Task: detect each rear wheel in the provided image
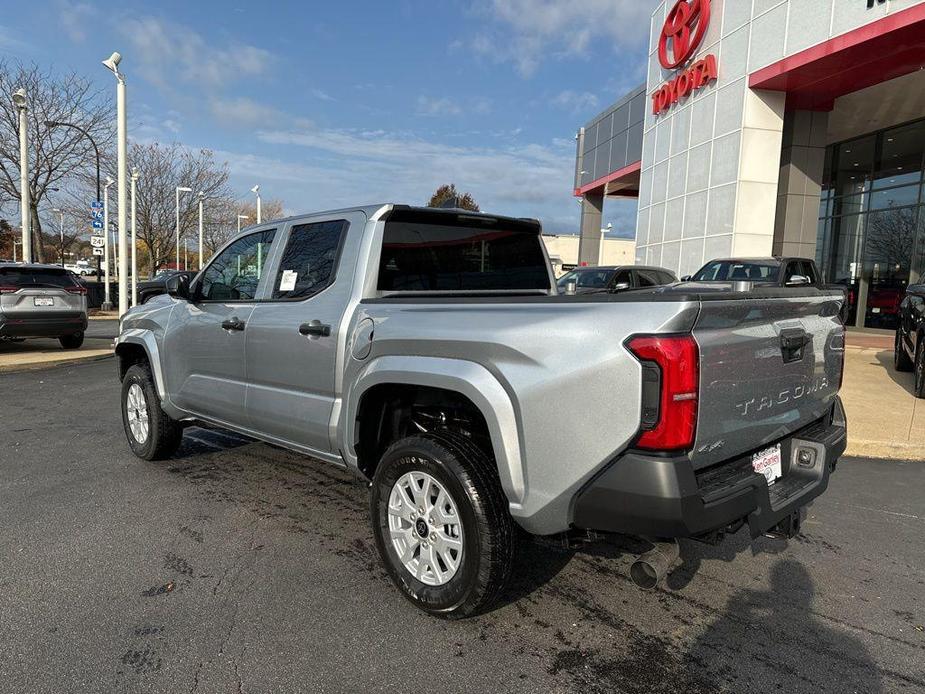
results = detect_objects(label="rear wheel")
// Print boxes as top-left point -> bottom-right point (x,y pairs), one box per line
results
59,332 -> 84,350
121,363 -> 183,460
915,343 -> 925,399
895,331 -> 913,372
370,433 -> 514,618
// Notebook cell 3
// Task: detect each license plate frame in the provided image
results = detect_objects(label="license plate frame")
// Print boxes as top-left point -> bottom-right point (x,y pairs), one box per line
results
752,444 -> 783,486
33,297 -> 54,307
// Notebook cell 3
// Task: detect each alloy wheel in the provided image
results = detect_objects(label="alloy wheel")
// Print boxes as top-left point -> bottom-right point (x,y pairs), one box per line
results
126,383 -> 150,444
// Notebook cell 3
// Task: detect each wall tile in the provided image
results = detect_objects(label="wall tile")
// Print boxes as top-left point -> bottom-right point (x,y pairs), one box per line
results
723,0 -> 753,36
668,152 -> 689,200
710,131 -> 741,187
680,237 -> 706,276
740,128 -> 784,184
649,202 -> 666,246
719,25 -> 750,82
683,189 -> 709,238
732,233 -> 775,256
636,206 -> 651,246
748,3 -> 787,72
655,119 -> 672,163
743,89 -> 785,131
638,167 -> 653,208
660,241 -> 681,275
707,184 -> 737,235
689,92 -> 717,146
670,105 -> 691,156
736,181 -> 778,237
652,160 -> 669,204
664,197 -> 685,242
687,141 -> 712,192
704,233 -> 733,261
786,0 -> 832,54
714,78 -> 746,137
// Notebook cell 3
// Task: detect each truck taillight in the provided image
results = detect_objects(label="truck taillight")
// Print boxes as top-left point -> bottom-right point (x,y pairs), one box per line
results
627,335 -> 699,452
0,286 -> 19,294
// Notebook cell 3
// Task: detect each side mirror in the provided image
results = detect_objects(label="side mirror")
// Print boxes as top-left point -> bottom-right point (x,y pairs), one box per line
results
681,275 -> 692,282
166,273 -> 192,301
612,281 -> 631,291
786,274 -> 811,287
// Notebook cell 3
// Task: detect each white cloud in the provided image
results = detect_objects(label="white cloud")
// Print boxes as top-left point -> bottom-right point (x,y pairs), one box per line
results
311,88 -> 335,102
209,96 -> 281,128
552,90 -> 599,114
118,16 -> 273,90
415,96 -> 462,117
470,0 -> 653,76
56,0 -> 95,43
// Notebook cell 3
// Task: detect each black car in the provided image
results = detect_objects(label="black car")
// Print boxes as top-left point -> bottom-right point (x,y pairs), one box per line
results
556,265 -> 677,294
894,283 -> 925,398
138,270 -> 197,304
683,256 -> 823,287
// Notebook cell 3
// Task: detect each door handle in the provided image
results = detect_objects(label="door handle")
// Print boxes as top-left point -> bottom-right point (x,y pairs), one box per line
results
221,317 -> 246,331
299,321 -> 331,337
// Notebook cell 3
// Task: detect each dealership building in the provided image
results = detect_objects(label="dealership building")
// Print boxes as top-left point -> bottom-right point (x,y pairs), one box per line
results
574,0 -> 925,327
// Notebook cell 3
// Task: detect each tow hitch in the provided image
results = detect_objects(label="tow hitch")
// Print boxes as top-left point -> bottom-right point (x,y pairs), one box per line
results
765,509 -> 803,540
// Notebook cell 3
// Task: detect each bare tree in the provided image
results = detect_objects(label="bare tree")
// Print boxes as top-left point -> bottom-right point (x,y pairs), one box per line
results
130,142 -> 230,274
201,197 -> 285,258
0,61 -> 113,262
865,208 -> 917,275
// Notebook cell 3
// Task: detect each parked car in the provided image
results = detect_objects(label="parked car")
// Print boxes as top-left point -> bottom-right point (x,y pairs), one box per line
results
137,270 -> 197,304
0,263 -> 88,348
556,265 -> 677,294
894,283 -> 925,397
65,261 -> 98,277
683,256 -> 824,287
115,205 -> 847,617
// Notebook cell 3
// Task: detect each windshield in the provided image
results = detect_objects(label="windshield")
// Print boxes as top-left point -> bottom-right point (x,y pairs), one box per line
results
556,269 -> 615,290
691,260 -> 780,282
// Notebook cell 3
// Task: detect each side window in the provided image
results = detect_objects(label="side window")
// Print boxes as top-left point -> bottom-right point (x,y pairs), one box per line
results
610,269 -> 632,287
635,269 -> 661,287
272,220 -> 347,300
658,270 -> 677,284
784,261 -> 802,282
800,262 -> 819,284
199,229 -> 276,301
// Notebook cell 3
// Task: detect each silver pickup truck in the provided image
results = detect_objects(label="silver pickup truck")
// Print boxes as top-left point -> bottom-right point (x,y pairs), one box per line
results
115,204 -> 847,617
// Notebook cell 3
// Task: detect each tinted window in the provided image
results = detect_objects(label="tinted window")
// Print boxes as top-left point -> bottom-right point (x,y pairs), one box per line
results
199,229 -> 276,301
611,269 -> 632,287
0,267 -> 79,288
636,269 -> 665,287
378,214 -> 549,292
556,269 -> 615,290
800,261 -> 819,285
692,261 -> 780,282
658,270 -> 678,284
272,220 -> 346,300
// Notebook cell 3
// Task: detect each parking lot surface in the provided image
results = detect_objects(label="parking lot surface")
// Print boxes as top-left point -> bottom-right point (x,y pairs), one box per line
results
1,358 -> 923,693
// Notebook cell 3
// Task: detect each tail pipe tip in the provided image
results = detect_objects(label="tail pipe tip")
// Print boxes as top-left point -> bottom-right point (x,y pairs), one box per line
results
630,539 -> 681,590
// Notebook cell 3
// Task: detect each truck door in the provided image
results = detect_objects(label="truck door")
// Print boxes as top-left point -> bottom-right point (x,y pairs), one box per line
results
244,214 -> 358,454
164,228 -> 277,426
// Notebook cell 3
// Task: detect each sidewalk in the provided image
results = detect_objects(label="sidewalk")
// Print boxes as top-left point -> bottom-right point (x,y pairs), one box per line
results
0,337 -> 113,373
842,330 -> 924,460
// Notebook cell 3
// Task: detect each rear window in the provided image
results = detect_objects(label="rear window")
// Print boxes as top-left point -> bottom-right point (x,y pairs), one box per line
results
692,261 -> 780,282
0,267 -> 79,288
377,211 -> 550,292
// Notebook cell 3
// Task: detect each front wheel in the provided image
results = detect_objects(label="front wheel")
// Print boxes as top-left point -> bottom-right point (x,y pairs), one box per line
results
915,344 -> 925,399
370,433 -> 514,618
895,331 -> 913,372
121,363 -> 183,460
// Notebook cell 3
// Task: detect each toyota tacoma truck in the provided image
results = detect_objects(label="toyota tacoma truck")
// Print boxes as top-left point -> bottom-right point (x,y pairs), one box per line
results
114,204 -> 847,617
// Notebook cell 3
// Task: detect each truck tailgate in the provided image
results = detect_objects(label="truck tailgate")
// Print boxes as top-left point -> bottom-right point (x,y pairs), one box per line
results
690,292 -> 845,470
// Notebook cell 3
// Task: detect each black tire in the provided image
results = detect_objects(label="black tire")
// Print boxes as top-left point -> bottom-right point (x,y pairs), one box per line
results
121,363 -> 183,460
59,332 -> 84,350
915,343 -> 925,399
370,432 -> 514,619
895,331 -> 914,372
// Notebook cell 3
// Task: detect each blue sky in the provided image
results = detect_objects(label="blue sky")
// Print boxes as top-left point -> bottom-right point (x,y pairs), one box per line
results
3,0 -> 654,236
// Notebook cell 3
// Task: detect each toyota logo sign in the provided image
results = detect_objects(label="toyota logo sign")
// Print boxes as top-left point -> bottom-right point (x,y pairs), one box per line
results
658,0 -> 711,70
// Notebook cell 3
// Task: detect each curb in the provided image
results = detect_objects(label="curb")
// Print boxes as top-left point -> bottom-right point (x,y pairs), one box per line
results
0,351 -> 114,374
845,439 -> 925,462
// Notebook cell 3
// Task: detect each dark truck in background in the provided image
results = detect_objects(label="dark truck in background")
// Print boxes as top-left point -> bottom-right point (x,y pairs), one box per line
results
116,205 -> 848,617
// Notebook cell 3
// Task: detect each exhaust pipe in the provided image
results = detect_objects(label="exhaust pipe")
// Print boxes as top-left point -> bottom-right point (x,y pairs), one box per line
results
630,539 -> 680,590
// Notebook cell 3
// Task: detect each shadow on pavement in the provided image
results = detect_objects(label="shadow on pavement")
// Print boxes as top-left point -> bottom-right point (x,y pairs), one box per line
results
681,558 -> 884,693
874,349 -> 916,396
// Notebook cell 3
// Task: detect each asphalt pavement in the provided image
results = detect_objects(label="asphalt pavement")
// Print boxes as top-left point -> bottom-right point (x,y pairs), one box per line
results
1,358 -> 923,694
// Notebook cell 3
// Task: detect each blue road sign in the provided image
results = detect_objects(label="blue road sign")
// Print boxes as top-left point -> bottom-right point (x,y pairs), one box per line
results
92,219 -> 103,229
90,200 -> 103,209
91,210 -> 103,221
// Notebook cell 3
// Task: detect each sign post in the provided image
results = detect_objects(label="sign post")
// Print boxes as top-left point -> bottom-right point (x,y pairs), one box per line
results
90,200 -> 103,281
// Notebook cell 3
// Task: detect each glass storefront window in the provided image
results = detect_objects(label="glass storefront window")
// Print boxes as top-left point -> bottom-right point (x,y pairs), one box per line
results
819,117 -> 925,329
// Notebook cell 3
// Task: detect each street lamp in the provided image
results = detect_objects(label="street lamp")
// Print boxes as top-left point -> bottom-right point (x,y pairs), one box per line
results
103,175 -> 115,310
251,184 -> 261,224
175,186 -> 192,270
12,87 -> 30,264
130,167 -> 139,305
197,191 -> 205,270
237,214 -> 249,234
52,208 -> 65,266
45,119 -> 104,279
102,50 -> 129,317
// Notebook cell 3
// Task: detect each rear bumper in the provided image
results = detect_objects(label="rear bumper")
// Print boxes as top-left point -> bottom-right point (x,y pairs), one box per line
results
0,312 -> 88,338
571,397 -> 847,540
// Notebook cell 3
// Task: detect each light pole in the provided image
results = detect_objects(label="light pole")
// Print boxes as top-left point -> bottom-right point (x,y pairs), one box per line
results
237,214 -> 249,234
130,167 -> 138,305
103,51 -> 129,317
197,191 -> 205,269
12,88 -> 30,264
52,208 -> 65,265
12,238 -> 21,263
45,119 -> 103,278
102,176 -> 115,310
175,186 -> 192,269
251,184 -> 261,224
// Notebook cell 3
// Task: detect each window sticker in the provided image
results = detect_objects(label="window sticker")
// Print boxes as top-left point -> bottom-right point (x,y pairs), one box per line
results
280,269 -> 298,292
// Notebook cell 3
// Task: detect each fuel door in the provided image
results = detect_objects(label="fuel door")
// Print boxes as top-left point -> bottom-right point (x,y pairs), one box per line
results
351,317 -> 375,360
